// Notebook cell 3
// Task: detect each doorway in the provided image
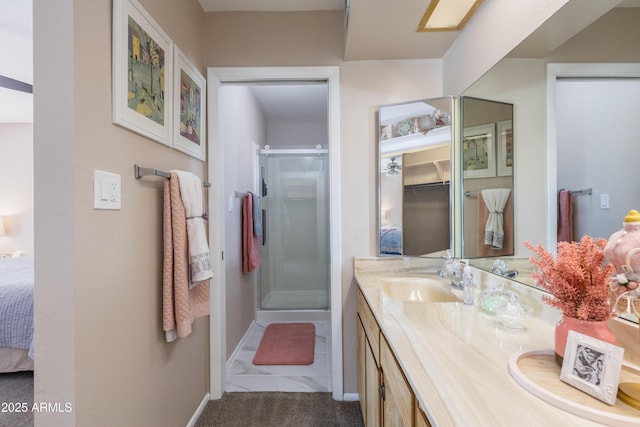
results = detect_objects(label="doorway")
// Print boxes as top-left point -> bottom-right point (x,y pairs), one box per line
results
207,66 -> 342,400
546,63 -> 640,247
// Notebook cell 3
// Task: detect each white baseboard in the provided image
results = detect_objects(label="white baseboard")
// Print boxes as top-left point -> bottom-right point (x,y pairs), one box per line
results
343,392 -> 359,402
226,320 -> 256,370
186,392 -> 210,427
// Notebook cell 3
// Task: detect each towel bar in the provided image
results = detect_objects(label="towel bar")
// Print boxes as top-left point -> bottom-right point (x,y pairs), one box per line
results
134,164 -> 211,187
568,188 -> 592,196
234,190 -> 260,198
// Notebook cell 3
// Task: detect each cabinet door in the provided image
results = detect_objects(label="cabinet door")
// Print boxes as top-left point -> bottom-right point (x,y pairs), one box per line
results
381,336 -> 413,426
415,404 -> 432,427
357,315 -> 367,419
365,338 -> 381,426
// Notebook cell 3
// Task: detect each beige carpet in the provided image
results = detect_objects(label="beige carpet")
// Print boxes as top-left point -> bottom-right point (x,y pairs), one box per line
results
195,392 -> 364,426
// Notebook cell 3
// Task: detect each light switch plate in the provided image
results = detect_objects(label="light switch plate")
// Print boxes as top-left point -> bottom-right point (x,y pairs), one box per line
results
94,170 -> 121,210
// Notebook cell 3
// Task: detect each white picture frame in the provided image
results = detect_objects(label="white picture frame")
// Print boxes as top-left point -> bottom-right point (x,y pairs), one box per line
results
560,331 -> 624,405
463,123 -> 496,179
497,119 -> 513,176
112,0 -> 173,146
173,47 -> 206,161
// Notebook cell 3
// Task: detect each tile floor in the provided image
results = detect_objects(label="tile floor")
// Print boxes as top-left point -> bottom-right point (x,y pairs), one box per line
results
226,320 -> 332,392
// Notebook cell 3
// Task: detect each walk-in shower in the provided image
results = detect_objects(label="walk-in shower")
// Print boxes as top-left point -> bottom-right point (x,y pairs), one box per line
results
257,148 -> 330,312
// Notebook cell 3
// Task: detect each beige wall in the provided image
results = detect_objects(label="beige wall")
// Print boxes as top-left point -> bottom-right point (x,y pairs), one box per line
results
0,123 -> 33,255
35,0 -> 208,425
203,11 -> 345,67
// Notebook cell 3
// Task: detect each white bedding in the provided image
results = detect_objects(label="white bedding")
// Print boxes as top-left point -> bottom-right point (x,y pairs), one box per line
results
0,256 -> 34,372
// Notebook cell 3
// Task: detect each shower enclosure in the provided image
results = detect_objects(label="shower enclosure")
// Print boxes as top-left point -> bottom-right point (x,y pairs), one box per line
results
258,149 -> 330,311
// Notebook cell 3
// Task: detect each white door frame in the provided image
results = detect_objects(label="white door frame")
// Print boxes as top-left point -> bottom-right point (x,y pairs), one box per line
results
207,66 -> 343,400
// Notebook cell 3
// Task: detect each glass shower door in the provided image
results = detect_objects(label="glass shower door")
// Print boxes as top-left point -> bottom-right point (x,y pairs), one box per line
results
259,153 -> 330,310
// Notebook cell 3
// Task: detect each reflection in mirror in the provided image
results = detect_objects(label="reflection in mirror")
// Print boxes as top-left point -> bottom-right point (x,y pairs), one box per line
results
462,3 -> 640,327
461,97 -> 514,259
378,97 -> 452,256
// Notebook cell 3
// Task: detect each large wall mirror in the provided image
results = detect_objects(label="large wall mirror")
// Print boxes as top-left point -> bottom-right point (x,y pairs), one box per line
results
378,97 -> 453,256
462,3 -> 640,309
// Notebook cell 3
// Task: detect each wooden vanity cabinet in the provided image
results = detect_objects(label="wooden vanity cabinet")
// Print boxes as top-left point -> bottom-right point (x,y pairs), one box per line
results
358,288 -> 422,426
415,404 -> 432,427
357,289 -> 381,426
380,335 -> 413,426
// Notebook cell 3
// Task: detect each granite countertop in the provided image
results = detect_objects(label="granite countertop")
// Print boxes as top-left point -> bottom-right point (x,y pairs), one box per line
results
354,257 -> 630,426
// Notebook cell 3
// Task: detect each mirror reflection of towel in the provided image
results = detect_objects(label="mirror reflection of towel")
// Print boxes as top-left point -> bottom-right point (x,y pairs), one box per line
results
476,192 -> 513,257
557,189 -> 573,243
481,189 -> 511,249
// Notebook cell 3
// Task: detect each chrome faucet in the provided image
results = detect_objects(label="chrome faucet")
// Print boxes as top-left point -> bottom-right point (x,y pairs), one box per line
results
437,251 -> 464,289
491,259 -> 519,279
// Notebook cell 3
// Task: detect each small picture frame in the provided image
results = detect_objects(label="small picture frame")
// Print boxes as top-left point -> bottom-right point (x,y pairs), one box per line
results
560,331 -> 624,405
497,120 -> 513,177
463,123 -> 495,179
112,0 -> 173,146
173,47 -> 206,161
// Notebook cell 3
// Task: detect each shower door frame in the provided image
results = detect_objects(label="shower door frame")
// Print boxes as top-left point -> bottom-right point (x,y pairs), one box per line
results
207,66 -> 343,401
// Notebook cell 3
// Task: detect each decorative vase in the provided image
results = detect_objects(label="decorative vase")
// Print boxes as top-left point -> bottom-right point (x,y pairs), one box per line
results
554,314 -> 617,366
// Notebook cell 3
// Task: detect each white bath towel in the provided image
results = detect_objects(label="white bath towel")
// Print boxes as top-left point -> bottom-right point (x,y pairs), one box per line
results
481,188 -> 511,249
172,170 -> 213,287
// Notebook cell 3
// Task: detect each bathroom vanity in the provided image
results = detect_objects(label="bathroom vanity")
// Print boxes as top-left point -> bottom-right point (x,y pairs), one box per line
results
354,257 -> 640,426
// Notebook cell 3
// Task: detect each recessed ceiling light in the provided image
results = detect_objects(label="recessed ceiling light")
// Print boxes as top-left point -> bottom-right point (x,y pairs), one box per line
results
417,0 -> 485,32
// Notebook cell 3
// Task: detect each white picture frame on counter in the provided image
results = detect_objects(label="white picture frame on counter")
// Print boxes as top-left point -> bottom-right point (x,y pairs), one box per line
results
560,331 -> 624,405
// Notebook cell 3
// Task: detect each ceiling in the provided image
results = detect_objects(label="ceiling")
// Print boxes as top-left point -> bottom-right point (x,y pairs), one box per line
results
249,84 -> 328,120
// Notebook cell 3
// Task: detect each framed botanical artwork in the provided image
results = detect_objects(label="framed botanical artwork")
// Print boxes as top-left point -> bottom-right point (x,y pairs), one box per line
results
173,47 -> 206,161
560,331 -> 624,405
463,123 -> 495,179
112,0 -> 173,146
497,120 -> 513,176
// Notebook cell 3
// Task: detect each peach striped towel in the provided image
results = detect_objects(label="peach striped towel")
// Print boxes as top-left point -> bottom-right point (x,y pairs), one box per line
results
163,173 -> 210,342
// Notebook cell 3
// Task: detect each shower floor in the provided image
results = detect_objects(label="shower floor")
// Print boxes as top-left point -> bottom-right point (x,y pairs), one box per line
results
261,290 -> 329,310
226,320 -> 331,392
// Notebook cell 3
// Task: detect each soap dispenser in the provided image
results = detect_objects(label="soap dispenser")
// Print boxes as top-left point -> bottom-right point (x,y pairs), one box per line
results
462,262 -> 474,306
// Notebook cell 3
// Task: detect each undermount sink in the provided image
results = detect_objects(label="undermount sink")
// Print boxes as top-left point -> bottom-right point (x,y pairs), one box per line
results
381,277 -> 460,303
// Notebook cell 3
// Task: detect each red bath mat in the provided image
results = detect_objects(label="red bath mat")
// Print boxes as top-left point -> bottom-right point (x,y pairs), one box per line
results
253,323 -> 316,365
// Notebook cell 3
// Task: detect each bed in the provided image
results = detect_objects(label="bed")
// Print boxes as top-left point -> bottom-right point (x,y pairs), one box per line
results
380,226 -> 402,255
0,255 -> 34,372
